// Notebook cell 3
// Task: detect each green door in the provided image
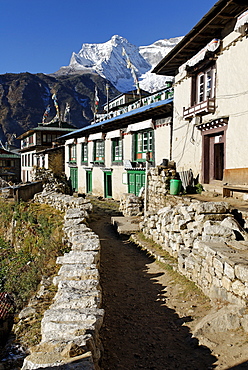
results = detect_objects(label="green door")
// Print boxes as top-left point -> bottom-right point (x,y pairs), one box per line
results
70,167 -> 78,192
128,171 -> 145,196
86,170 -> 92,194
128,172 -> 136,195
104,171 -> 112,198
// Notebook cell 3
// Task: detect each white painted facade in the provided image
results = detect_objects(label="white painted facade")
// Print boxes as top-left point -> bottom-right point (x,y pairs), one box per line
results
65,96 -> 172,199
162,4 -> 248,188
18,122 -> 76,182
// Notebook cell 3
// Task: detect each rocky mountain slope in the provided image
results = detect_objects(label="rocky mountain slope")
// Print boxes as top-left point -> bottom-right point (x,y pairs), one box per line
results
0,72 -> 118,145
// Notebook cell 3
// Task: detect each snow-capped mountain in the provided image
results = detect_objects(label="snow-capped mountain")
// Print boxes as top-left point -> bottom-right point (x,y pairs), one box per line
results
56,35 -> 183,93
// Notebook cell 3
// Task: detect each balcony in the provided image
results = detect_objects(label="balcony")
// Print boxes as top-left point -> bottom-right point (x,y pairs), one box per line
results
183,98 -> 215,119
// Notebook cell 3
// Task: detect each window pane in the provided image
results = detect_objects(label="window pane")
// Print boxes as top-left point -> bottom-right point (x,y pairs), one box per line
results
95,141 -> 104,161
198,74 -> 204,102
69,144 -> 76,161
148,132 -> 153,151
82,143 -> 87,162
206,70 -> 211,98
143,132 -> 148,151
137,133 -> 143,152
113,138 -> 122,161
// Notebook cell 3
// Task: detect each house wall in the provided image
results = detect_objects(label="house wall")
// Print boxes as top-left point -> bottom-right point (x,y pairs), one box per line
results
216,34 -> 248,170
154,122 -> 171,164
173,75 -> 202,176
21,150 -> 37,182
173,28 -> 248,183
65,120 -> 171,200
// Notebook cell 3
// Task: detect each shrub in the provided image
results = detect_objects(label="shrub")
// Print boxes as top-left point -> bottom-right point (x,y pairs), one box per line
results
0,200 -> 65,309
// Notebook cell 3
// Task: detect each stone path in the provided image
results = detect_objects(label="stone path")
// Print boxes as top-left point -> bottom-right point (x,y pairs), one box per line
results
89,202 -> 217,370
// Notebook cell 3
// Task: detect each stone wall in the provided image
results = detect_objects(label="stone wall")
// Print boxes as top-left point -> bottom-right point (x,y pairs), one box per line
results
119,193 -> 143,217
140,198 -> 248,313
21,191 -> 103,370
146,167 -> 176,214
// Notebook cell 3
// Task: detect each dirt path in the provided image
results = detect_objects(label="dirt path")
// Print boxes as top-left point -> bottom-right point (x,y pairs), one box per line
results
89,200 -> 217,370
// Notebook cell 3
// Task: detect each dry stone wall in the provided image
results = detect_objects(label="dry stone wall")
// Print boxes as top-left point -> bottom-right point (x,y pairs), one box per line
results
119,193 -> 143,217
21,191 -> 103,370
146,167 -> 174,213
140,198 -> 248,315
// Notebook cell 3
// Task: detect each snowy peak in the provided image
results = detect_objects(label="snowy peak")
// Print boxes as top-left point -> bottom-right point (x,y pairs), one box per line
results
57,35 -> 183,92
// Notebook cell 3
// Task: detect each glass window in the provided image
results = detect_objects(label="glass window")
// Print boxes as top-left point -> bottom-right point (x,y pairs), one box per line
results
196,67 -> 215,104
94,140 -> 105,162
29,135 -> 34,145
135,130 -> 153,161
81,143 -> 88,164
112,138 -> 123,162
69,144 -> 77,162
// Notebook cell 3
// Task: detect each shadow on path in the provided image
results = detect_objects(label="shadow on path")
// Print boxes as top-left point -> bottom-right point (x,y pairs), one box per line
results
89,209 -> 217,370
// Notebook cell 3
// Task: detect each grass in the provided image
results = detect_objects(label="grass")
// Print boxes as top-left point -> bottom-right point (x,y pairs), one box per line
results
0,199 -> 71,350
0,199 -> 66,313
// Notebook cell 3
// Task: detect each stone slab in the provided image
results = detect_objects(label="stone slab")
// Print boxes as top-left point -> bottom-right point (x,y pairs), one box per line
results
111,216 -> 140,235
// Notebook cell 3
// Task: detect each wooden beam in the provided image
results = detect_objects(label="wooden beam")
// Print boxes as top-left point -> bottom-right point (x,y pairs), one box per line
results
218,14 -> 234,19
208,24 -> 226,29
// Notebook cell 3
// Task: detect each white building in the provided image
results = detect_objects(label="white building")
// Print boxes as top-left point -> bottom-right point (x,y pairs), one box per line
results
153,0 -> 248,194
62,87 -> 173,199
18,121 -> 76,182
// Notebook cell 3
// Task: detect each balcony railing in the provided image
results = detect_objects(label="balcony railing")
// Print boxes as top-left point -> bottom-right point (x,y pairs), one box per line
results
95,86 -> 174,123
183,98 -> 215,119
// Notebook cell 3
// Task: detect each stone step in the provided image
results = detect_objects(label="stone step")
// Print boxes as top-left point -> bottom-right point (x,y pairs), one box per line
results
53,288 -> 101,304
69,239 -> 100,252
50,294 -> 100,310
56,279 -> 100,291
56,251 -> 99,265
41,310 -> 104,342
54,265 -> 99,282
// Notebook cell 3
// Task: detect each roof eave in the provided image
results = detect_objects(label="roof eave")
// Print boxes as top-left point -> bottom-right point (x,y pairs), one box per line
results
153,0 -> 248,76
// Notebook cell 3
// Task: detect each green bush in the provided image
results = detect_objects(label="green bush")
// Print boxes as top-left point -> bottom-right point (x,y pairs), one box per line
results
0,200 -> 65,309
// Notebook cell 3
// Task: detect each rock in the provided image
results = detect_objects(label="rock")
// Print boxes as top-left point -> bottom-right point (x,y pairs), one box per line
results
195,202 -> 230,214
193,305 -> 244,336
18,307 -> 36,320
235,263 -> 248,282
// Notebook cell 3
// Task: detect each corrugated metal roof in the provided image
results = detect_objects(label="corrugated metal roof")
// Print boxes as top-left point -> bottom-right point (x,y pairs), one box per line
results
60,98 -> 173,140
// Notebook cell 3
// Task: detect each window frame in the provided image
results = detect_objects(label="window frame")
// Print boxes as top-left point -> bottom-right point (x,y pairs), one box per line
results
192,64 -> 216,105
93,140 -> 105,163
69,143 -> 77,163
81,142 -> 88,164
134,130 -> 154,162
112,137 -> 123,163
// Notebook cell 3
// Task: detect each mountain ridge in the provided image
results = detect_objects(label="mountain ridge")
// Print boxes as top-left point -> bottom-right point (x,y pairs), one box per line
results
54,35 -> 183,92
0,35 -> 182,145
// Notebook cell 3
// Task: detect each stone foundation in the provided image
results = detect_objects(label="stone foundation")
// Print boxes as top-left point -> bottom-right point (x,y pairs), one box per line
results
21,191 -> 103,369
140,198 -> 248,313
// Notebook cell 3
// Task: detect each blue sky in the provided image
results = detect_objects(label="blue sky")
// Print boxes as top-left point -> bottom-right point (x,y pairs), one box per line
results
0,0 -> 217,75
